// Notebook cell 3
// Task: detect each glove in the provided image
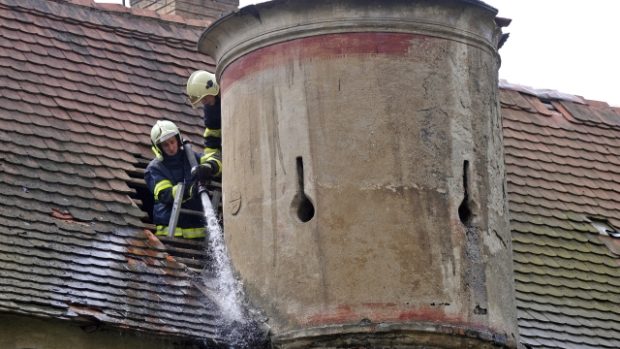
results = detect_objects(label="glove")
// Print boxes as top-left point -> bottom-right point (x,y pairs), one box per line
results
191,163 -> 213,182
166,183 -> 192,203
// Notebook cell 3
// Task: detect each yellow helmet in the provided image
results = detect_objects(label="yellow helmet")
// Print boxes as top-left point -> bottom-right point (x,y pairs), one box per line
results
186,70 -> 220,108
150,120 -> 181,159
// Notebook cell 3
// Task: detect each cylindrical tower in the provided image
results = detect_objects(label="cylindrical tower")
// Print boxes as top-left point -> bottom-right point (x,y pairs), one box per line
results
199,0 -> 519,347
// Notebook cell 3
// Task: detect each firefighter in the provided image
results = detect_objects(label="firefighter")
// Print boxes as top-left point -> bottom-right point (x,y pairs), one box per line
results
186,70 -> 222,178
144,120 -> 211,238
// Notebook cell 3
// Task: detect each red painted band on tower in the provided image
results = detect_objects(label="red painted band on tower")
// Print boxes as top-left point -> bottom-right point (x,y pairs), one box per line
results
221,32 -> 425,91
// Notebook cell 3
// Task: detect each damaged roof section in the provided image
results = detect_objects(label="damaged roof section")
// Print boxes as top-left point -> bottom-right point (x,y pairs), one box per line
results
0,0 -> 222,342
500,82 -> 620,349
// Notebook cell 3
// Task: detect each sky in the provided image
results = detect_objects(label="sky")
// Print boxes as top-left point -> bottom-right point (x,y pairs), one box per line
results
96,0 -> 619,106
236,0 -> 620,106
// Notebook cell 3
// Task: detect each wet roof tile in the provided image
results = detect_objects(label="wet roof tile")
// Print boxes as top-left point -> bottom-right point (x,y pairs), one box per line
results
501,83 -> 620,349
0,0 -> 224,344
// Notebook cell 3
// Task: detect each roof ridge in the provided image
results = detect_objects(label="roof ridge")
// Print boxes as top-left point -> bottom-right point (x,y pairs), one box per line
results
5,0 -> 209,47
65,0 -> 213,28
500,79 -> 586,105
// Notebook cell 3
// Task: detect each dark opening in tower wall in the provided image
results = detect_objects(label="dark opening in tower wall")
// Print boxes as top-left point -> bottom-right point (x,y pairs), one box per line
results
294,156 -> 315,223
458,160 -> 472,225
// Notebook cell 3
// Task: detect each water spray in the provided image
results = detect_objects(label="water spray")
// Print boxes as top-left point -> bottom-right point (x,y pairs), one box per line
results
182,140 -> 269,348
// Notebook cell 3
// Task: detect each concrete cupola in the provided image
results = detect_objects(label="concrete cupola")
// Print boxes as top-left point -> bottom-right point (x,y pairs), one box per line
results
199,0 -> 519,348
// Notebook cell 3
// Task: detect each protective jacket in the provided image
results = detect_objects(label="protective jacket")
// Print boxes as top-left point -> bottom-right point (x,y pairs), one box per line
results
202,97 -> 222,176
145,149 -> 205,238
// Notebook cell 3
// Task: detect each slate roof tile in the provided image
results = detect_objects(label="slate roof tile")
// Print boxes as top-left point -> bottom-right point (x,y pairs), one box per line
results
560,101 -> 617,127
518,299 -> 620,323
502,84 -> 620,349
515,261 -> 620,288
523,94 -> 554,117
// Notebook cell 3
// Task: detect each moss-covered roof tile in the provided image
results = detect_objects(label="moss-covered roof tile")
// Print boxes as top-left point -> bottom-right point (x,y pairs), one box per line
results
503,85 -> 620,348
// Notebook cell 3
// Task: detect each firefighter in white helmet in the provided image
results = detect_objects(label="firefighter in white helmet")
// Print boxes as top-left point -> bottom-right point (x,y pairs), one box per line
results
144,120 -> 209,238
186,70 -> 222,179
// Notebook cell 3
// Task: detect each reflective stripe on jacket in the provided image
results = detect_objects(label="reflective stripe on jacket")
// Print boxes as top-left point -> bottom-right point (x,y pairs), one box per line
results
144,149 -> 204,234
155,225 -> 206,239
203,98 -> 222,176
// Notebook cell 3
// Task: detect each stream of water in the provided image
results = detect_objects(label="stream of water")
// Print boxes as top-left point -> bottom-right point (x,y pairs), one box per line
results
200,194 -> 267,348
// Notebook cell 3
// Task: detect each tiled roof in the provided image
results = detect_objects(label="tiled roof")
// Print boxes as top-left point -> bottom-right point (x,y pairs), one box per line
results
500,81 -> 620,349
0,0 -> 224,343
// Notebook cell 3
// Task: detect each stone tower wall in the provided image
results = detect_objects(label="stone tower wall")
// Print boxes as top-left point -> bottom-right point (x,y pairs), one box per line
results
199,1 -> 519,347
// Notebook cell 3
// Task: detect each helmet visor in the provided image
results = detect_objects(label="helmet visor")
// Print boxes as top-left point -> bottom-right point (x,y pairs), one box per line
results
187,95 -> 203,108
157,130 -> 178,144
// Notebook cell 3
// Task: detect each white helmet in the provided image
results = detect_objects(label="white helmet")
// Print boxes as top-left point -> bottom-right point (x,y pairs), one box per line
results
150,120 -> 181,159
186,70 -> 220,108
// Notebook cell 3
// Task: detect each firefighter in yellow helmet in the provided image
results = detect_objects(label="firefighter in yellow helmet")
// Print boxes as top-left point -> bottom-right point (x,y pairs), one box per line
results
186,70 -> 222,179
144,120 -> 209,238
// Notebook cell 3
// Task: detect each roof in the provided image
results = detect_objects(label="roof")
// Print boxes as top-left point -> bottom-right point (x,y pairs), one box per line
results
500,80 -> 620,349
0,0 -> 225,343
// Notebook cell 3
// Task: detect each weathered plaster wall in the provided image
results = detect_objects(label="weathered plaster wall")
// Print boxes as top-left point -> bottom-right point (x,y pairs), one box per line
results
199,0 -> 518,347
0,314 -> 189,349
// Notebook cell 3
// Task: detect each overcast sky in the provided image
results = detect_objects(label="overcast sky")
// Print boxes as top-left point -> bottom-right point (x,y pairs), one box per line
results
237,0 -> 620,106
97,0 -> 619,106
